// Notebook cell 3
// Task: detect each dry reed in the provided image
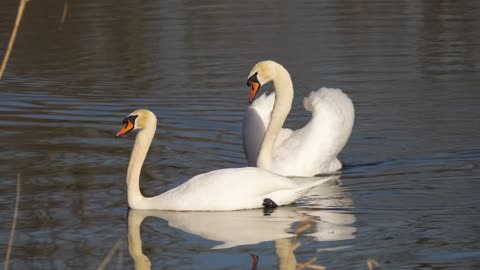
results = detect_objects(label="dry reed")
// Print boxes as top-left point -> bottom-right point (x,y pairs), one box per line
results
293,219 -> 326,270
59,0 -> 69,30
0,0 -> 29,80
3,173 -> 21,270
96,239 -> 123,270
367,258 -> 379,270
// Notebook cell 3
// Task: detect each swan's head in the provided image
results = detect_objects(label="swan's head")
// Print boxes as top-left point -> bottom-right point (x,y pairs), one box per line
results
247,60 -> 280,103
115,109 -> 157,138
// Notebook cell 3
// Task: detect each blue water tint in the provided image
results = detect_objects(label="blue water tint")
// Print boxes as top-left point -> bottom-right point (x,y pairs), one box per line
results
0,0 -> 479,269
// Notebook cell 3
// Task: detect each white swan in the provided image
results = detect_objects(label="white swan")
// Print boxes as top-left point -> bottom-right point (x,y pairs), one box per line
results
115,109 -> 335,211
243,60 -> 355,177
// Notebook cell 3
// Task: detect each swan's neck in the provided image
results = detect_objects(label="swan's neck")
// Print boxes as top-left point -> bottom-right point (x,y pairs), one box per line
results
126,125 -> 156,208
257,65 -> 293,171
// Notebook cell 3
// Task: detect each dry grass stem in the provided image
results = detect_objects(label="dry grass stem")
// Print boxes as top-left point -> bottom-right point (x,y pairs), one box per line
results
367,258 -> 379,270
116,244 -> 124,270
291,218 -> 326,270
0,0 -> 28,80
306,265 -> 327,270
295,222 -> 313,235
59,0 -> 69,30
3,173 -> 21,270
97,239 -> 123,270
304,264 -> 327,270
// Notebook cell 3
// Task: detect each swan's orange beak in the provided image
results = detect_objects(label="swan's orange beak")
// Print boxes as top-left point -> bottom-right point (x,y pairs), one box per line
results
116,119 -> 134,138
248,81 -> 260,103
247,72 -> 261,103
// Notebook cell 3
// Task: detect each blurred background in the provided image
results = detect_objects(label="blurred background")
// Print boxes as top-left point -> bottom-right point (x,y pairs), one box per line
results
0,0 -> 479,269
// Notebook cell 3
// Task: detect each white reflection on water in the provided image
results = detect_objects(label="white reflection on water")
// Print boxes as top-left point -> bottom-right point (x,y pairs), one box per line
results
127,177 -> 356,269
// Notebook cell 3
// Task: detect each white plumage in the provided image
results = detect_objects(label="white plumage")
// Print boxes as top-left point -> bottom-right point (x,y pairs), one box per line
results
117,109 -> 334,211
243,61 -> 354,177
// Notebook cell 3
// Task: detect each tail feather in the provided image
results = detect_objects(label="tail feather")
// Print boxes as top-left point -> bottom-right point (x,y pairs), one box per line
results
303,87 -> 353,114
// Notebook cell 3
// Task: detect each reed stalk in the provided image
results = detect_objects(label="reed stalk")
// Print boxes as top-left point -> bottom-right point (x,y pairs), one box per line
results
0,0 -> 29,80
3,173 -> 21,270
59,0 -> 69,30
97,239 -> 123,270
367,258 -> 380,270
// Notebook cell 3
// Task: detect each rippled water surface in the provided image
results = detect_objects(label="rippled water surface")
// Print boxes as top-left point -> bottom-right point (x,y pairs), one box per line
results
0,1 -> 479,269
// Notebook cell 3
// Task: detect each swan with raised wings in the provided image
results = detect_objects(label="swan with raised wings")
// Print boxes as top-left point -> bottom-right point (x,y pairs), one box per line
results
116,109 -> 334,211
243,60 -> 354,177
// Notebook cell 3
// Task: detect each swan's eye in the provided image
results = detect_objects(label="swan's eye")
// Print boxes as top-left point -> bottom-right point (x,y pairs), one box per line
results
122,115 -> 138,125
247,72 -> 259,87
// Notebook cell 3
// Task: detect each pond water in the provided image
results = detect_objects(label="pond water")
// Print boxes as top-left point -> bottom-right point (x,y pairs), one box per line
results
0,0 -> 479,269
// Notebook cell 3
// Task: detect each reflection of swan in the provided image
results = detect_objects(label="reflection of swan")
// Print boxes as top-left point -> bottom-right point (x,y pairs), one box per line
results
128,211 -> 152,270
244,60 -> 354,177
298,181 -> 356,245
128,209 -> 302,270
126,179 -> 356,269
130,208 -> 299,249
116,109 -> 334,211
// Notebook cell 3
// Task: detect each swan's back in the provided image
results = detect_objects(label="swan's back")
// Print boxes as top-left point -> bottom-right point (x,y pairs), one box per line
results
144,167 -> 333,211
272,88 -> 354,176
302,87 -> 354,143
305,87 -> 354,156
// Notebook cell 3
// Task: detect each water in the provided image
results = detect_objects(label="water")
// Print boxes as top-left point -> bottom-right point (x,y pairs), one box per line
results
0,0 -> 479,269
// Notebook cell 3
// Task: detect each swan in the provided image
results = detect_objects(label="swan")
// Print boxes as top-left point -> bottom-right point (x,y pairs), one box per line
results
115,109 -> 335,211
243,60 -> 355,177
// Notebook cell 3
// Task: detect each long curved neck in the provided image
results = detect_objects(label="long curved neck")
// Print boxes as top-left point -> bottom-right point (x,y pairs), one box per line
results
257,64 -> 293,171
126,124 -> 156,208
